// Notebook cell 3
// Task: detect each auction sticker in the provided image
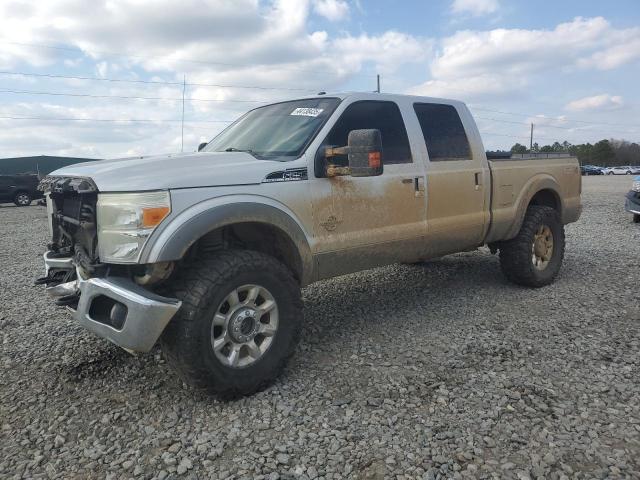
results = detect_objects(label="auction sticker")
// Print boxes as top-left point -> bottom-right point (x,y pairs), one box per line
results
290,107 -> 324,117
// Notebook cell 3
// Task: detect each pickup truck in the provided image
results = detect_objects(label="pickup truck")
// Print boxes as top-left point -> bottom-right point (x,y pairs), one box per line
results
38,92 -> 581,397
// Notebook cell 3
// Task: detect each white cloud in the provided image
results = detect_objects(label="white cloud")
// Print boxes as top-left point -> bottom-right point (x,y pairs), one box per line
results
451,0 -> 499,16
0,0 -> 428,158
565,94 -> 624,112
332,31 -> 431,75
409,16 -> 640,101
313,0 -> 349,21
408,73 -> 524,100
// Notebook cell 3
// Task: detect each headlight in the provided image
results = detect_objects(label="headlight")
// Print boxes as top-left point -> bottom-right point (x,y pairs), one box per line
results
97,191 -> 171,263
633,181 -> 640,193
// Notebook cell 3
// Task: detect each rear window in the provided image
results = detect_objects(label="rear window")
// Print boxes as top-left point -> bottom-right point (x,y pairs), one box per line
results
413,103 -> 471,161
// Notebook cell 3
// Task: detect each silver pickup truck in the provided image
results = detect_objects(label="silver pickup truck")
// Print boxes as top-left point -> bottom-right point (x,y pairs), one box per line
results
39,92 -> 581,396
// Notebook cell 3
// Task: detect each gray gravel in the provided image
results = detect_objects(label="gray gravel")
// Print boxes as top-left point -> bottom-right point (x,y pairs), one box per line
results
1,175 -> 639,479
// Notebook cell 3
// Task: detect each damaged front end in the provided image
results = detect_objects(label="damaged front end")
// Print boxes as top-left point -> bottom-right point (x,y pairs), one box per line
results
37,176 -> 101,306
37,176 -> 181,353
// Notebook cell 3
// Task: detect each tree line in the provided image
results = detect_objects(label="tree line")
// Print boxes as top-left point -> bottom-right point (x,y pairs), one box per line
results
508,139 -> 640,166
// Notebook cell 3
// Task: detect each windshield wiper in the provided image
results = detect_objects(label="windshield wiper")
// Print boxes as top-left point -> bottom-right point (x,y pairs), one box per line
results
224,147 -> 253,153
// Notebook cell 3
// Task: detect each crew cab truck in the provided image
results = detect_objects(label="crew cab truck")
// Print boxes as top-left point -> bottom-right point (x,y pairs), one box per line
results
39,92 -> 581,397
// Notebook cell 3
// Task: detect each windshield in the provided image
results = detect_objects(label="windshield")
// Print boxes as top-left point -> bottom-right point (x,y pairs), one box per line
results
203,97 -> 340,160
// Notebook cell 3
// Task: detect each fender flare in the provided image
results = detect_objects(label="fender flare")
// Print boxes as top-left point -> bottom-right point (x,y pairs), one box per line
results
505,175 -> 563,240
140,195 -> 314,284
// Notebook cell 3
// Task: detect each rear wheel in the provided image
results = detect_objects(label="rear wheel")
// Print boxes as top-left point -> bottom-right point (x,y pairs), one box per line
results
14,191 -> 31,206
499,205 -> 565,287
634,214 -> 640,223
161,250 -> 302,397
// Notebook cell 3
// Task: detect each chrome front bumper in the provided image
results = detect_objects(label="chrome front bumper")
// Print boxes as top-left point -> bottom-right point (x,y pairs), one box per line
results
43,251 -> 181,352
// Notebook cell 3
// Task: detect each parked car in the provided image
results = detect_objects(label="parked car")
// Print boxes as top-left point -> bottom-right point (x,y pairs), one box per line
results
604,166 -> 636,175
626,175 -> 640,223
38,92 -> 582,396
0,174 -> 43,206
580,165 -> 603,175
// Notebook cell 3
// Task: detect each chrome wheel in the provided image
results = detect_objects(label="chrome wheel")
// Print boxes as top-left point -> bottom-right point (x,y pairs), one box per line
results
532,224 -> 554,270
211,284 -> 278,368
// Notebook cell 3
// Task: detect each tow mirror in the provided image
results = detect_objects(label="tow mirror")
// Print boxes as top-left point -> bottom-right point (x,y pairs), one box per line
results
324,129 -> 383,177
198,142 -> 208,152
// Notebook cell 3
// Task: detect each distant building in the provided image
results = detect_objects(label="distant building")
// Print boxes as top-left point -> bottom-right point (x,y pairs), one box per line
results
0,155 -> 100,176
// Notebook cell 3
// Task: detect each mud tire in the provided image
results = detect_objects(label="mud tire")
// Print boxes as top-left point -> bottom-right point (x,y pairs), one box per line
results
499,205 -> 565,288
161,250 -> 302,398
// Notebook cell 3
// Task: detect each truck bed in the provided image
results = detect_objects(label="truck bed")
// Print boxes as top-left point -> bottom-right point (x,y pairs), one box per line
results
485,154 -> 582,242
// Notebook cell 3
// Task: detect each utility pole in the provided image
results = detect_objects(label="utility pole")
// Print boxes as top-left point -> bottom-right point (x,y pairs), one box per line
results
529,123 -> 534,152
376,74 -> 380,93
181,75 -> 186,153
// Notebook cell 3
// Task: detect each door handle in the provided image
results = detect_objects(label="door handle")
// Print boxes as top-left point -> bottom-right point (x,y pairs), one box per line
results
415,177 -> 425,197
474,172 -> 482,190
401,177 -> 425,197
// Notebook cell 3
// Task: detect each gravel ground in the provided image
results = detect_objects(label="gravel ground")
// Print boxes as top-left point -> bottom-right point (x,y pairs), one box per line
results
1,175 -> 639,480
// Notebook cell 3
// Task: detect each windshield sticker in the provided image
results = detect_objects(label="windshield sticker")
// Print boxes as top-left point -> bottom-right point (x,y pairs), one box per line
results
290,107 -> 324,117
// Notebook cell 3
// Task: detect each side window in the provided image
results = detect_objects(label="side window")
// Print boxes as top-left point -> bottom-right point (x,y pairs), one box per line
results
324,101 -> 412,165
413,103 -> 471,161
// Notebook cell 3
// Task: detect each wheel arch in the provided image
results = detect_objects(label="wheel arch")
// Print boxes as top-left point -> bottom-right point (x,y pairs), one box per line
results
505,175 -> 564,240
142,197 -> 314,285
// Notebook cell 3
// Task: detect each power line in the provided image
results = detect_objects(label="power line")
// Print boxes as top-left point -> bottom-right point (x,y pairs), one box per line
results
475,116 -> 640,136
3,68 -> 636,132
0,87 -> 271,104
480,131 -> 559,142
3,41 -> 378,79
471,106 -> 640,129
0,70 -> 319,92
0,115 -> 233,124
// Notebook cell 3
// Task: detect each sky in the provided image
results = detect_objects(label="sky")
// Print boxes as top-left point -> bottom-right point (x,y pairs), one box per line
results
0,0 -> 639,158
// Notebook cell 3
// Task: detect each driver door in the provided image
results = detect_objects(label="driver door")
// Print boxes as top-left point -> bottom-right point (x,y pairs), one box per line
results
310,100 -> 428,279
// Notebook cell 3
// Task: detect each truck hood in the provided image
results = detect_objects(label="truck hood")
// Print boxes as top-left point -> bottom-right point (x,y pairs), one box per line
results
50,152 -> 282,191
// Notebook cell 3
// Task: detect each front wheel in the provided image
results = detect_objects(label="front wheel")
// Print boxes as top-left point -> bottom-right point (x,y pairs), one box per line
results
634,214 -> 640,224
14,192 -> 32,206
499,206 -> 565,287
161,250 -> 302,397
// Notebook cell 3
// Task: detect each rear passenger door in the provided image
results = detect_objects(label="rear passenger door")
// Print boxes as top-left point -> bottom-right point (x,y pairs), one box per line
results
311,100 -> 428,278
413,103 -> 488,255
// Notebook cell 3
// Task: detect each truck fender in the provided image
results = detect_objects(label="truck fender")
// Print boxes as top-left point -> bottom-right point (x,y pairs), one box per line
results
505,175 -> 563,240
140,196 -> 314,284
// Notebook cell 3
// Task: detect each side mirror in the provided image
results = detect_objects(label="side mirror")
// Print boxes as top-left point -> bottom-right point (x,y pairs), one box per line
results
324,129 -> 383,177
347,129 -> 383,177
198,142 -> 208,152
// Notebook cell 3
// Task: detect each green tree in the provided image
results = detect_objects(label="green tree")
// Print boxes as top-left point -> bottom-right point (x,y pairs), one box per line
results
592,139 -> 616,166
510,143 -> 528,153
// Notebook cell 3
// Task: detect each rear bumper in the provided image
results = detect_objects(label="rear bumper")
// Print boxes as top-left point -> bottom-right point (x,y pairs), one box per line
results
43,251 -> 181,352
625,191 -> 640,215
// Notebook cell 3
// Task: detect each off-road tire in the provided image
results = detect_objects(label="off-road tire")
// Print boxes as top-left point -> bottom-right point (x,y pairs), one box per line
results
13,191 -> 32,206
634,214 -> 640,224
499,205 -> 565,287
161,250 -> 302,398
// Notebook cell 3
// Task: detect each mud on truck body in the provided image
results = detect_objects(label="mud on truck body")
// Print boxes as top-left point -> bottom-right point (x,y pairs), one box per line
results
38,92 -> 581,397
